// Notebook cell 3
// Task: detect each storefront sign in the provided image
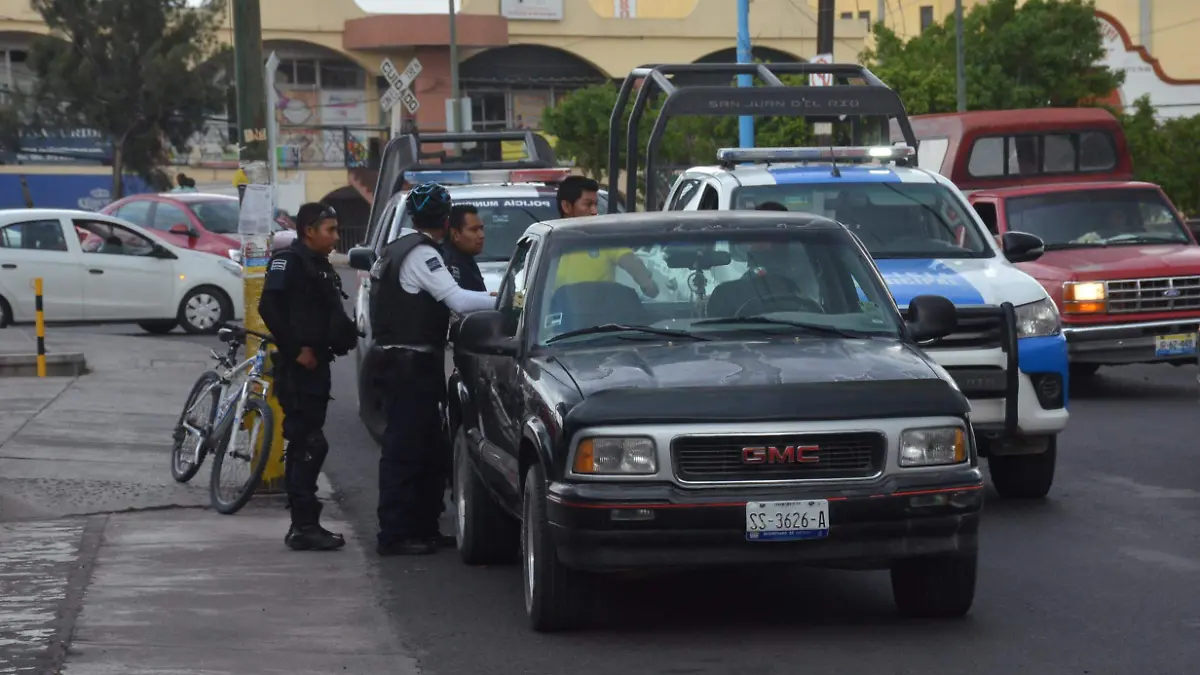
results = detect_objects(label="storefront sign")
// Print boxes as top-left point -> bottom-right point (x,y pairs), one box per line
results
500,0 -> 562,21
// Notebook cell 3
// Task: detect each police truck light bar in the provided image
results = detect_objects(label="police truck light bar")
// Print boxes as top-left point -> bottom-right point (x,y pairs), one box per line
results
406,167 -> 573,186
716,145 -> 917,164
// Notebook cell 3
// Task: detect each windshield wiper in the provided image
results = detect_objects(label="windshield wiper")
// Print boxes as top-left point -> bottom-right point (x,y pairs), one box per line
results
543,323 -> 710,344
692,316 -> 874,338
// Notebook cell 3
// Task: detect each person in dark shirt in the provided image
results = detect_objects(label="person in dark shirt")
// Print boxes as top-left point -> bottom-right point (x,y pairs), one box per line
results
442,204 -> 487,292
258,202 -> 359,551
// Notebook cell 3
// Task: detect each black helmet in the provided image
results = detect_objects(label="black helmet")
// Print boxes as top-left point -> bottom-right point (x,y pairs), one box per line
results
406,182 -> 452,221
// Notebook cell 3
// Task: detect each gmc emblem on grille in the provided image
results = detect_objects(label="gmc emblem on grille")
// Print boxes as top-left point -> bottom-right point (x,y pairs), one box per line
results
741,445 -> 820,464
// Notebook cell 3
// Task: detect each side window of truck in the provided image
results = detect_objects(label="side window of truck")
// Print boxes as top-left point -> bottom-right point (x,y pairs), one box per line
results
498,237 -> 538,336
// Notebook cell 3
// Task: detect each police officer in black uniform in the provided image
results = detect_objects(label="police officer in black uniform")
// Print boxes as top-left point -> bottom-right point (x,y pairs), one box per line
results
258,202 -> 359,551
441,204 -> 487,292
369,183 -> 496,555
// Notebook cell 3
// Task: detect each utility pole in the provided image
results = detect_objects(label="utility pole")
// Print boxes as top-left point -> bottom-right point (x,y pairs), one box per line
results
736,0 -> 754,148
233,0 -> 268,168
448,0 -> 460,134
877,0 -> 885,29
815,0 -> 835,146
232,0 -> 285,493
955,0 -> 966,112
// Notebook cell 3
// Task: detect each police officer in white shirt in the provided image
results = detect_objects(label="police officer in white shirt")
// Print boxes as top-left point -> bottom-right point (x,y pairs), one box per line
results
367,182 -> 494,555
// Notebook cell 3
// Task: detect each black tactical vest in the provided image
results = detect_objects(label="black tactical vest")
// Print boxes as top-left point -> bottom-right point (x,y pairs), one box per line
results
368,232 -> 452,348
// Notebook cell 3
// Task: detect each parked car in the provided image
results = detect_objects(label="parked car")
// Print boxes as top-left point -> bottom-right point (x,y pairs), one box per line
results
0,208 -> 244,334
102,192 -> 245,259
969,181 -> 1200,377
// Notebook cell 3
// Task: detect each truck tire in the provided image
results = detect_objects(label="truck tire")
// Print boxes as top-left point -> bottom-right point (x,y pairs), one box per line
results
890,553 -> 977,619
988,437 -> 1057,499
454,427 -> 518,565
522,462 -> 595,632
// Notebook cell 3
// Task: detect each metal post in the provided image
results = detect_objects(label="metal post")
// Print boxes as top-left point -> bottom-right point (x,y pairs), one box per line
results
736,0 -> 754,148
34,277 -> 45,378
955,0 -> 966,112
877,0 -> 885,29
448,0 -> 460,134
265,51 -> 280,188
232,0 -> 285,493
816,0 -> 835,145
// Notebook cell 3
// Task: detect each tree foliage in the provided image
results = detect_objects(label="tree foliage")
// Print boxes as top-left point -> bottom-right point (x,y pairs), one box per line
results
861,0 -> 1123,114
1119,97 -> 1200,217
4,0 -> 230,196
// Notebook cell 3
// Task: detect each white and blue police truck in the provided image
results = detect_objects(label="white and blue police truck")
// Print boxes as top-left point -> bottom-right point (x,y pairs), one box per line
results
604,62 -> 1069,499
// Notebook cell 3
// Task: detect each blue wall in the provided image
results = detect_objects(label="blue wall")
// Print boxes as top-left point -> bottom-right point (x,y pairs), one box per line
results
0,174 -> 153,211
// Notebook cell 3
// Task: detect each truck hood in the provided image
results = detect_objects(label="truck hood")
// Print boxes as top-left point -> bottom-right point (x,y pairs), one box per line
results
874,257 -> 1048,307
1021,244 -> 1200,281
545,338 -> 938,399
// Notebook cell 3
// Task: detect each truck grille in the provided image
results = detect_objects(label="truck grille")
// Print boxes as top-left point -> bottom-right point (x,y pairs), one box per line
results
914,307 -> 1005,350
1106,276 -> 1200,314
671,432 -> 885,482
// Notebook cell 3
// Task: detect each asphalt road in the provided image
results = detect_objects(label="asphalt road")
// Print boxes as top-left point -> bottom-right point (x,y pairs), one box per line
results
55,284 -> 1200,675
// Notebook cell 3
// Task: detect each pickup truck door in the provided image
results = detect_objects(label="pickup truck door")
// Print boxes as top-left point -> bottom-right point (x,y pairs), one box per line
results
475,236 -> 540,505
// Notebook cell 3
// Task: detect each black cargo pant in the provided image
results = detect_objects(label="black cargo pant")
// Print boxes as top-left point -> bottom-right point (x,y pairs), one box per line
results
377,348 -> 450,545
276,358 -> 333,528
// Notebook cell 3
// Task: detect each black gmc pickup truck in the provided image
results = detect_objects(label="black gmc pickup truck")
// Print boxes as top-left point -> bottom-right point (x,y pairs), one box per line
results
446,211 -> 984,632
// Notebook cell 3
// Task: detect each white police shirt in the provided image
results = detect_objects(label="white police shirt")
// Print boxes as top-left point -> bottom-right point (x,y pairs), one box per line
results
389,229 -> 495,353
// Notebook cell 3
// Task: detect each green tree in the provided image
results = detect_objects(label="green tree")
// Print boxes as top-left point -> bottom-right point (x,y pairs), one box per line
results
862,0 -> 1124,114
1118,96 -> 1200,216
4,0 -> 230,196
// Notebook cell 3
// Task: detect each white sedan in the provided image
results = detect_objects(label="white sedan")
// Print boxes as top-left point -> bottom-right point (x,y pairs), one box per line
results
0,208 -> 244,334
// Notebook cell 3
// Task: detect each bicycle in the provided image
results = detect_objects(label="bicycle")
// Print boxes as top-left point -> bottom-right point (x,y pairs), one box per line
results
170,324 -> 276,515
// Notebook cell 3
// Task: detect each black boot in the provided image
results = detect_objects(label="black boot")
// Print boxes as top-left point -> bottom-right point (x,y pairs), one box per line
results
286,523 -> 346,551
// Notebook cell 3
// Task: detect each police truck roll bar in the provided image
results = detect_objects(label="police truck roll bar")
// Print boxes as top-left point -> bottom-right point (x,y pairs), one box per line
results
367,129 -> 558,241
605,62 -> 919,214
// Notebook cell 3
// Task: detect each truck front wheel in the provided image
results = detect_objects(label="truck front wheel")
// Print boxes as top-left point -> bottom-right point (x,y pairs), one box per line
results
988,436 -> 1057,499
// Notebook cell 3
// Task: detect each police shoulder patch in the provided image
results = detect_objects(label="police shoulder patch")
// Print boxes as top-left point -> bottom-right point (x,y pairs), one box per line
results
425,256 -> 444,272
269,257 -> 288,272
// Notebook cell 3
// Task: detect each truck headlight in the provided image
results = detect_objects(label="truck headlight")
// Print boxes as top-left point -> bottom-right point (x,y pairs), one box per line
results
899,427 -> 967,467
1062,281 -> 1106,315
1014,297 -> 1061,338
573,437 -> 657,475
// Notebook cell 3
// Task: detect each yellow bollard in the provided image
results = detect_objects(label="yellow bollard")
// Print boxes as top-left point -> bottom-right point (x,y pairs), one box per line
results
242,240 -> 287,494
33,277 -> 45,378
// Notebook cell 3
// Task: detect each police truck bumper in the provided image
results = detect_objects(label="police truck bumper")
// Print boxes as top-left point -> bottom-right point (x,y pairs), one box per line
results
545,470 -> 983,573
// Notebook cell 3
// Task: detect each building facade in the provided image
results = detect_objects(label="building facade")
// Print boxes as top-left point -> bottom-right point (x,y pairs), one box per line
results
834,0 -> 1200,118
0,0 -> 866,219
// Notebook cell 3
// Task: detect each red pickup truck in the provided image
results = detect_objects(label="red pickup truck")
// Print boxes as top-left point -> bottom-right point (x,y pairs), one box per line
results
899,109 -> 1199,377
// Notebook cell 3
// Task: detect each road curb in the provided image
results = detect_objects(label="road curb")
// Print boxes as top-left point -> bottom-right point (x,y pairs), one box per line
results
0,352 -> 88,377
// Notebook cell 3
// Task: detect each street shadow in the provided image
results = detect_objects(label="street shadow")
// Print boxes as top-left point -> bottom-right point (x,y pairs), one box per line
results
1069,366 -> 1197,401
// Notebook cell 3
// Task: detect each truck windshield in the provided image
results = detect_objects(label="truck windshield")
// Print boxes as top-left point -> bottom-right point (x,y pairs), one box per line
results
396,197 -> 559,262
1005,188 -> 1192,249
732,182 -> 991,259
532,228 -> 903,347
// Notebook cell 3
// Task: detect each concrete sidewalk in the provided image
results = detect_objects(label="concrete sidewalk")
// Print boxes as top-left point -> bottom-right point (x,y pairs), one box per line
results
0,329 -> 413,675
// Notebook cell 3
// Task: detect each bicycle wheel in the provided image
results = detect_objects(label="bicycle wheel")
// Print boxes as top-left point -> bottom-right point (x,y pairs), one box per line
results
209,397 -> 274,515
171,371 -> 220,483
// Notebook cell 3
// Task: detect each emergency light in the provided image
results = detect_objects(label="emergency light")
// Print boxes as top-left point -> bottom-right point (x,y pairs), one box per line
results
406,167 -> 573,186
716,145 -> 917,164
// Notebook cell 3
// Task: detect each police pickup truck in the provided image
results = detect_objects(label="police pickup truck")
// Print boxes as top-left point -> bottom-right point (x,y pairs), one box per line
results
448,209 -> 984,632
347,130 -> 618,440
606,62 -> 1069,500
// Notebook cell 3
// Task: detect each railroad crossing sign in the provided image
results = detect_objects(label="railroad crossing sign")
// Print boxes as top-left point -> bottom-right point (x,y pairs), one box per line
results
809,53 -> 833,87
380,57 -> 422,115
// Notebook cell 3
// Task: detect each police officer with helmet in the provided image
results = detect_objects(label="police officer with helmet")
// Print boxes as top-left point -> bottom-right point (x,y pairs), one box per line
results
258,202 -> 360,551
369,182 -> 496,555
